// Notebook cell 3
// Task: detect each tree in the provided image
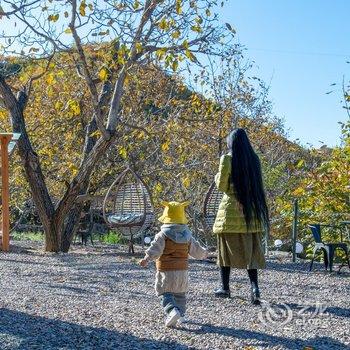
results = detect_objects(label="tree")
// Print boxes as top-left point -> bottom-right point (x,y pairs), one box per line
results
0,0 -> 231,252
1,52 -> 299,245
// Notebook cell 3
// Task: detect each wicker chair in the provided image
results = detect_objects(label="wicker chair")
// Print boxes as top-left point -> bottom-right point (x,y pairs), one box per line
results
103,168 -> 155,253
203,181 -> 223,235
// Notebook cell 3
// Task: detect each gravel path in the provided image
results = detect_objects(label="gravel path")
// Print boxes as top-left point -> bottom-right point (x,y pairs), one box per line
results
0,242 -> 349,350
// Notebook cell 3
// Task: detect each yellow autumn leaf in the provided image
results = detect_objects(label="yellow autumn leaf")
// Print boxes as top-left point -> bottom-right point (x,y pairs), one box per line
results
161,141 -> 170,151
156,49 -> 167,60
172,31 -> 181,39
155,183 -> 163,193
185,50 -> 196,62
79,1 -> 87,16
119,147 -> 127,159
54,101 -> 63,110
135,42 -> 143,53
292,187 -> 305,196
191,24 -> 202,33
176,0 -> 182,14
68,163 -> 78,177
124,73 -> 130,85
182,40 -> 189,49
182,177 -> 190,188
46,73 -> 56,85
68,100 -> 81,116
158,18 -> 168,30
98,68 -> 108,81
48,14 -> 59,22
171,60 -> 179,72
89,130 -> 101,138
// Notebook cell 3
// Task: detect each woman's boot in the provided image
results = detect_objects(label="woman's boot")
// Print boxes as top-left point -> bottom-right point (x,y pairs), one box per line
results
247,269 -> 261,305
215,266 -> 231,298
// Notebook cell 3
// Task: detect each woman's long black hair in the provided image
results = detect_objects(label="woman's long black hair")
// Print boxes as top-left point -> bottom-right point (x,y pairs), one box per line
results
227,128 -> 269,230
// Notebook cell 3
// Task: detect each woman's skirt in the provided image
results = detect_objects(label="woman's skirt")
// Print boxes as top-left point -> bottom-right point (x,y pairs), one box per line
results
217,232 -> 266,269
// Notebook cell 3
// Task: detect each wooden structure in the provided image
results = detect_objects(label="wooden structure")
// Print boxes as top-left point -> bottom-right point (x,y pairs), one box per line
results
103,167 -> 155,253
0,133 -> 20,252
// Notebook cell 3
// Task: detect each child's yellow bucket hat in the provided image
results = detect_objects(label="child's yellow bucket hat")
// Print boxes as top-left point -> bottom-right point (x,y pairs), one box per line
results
158,201 -> 190,224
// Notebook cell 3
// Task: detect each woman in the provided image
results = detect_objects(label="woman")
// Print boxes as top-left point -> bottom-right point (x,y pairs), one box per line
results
213,128 -> 269,305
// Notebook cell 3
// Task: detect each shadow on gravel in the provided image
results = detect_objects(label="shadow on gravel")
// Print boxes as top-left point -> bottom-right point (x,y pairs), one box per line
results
266,260 -> 310,274
273,302 -> 350,319
0,308 -> 187,350
0,257 -> 48,266
181,321 -> 347,350
266,260 -> 350,276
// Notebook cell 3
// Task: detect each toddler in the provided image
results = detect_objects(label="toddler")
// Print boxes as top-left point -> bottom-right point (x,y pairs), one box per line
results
139,201 -> 208,327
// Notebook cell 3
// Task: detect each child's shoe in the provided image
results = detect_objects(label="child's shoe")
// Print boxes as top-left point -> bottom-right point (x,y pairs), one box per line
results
177,316 -> 186,325
165,308 -> 181,327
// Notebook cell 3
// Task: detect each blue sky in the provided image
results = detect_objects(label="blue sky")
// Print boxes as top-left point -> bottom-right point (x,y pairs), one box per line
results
218,0 -> 350,147
1,1 -> 348,147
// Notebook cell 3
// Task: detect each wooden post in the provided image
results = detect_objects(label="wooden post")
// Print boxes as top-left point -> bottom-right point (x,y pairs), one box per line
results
1,134 -> 12,252
292,199 -> 299,262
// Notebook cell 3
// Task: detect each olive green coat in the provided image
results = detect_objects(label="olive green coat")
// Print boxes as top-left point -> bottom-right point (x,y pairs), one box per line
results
213,154 -> 262,234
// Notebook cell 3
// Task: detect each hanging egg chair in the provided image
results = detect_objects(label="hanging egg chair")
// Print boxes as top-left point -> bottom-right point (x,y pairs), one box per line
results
203,181 -> 224,234
103,167 -> 155,253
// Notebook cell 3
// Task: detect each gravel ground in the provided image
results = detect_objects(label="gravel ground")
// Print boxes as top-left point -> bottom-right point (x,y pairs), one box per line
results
0,241 -> 349,350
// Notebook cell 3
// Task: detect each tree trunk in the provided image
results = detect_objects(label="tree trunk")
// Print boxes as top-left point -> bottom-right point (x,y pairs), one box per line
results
59,79 -> 115,252
45,221 -> 60,252
0,79 -> 59,252
60,118 -> 98,252
60,204 -> 84,252
1,72 -> 116,253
